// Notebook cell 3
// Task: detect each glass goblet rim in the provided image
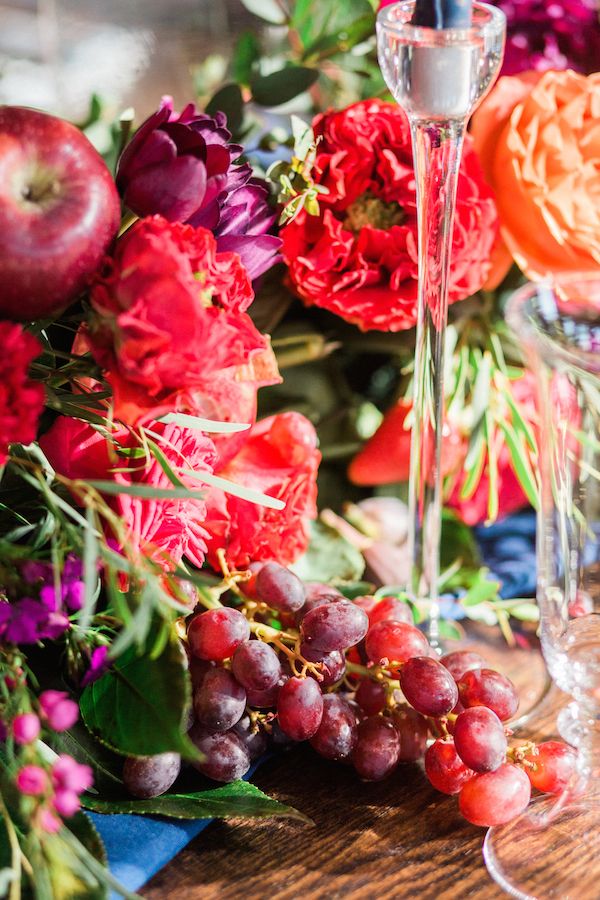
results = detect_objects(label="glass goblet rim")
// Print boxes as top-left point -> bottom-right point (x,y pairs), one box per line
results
376,0 -> 506,44
506,275 -> 600,375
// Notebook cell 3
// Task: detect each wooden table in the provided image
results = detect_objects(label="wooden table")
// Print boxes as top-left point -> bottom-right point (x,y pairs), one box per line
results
144,683 -> 564,900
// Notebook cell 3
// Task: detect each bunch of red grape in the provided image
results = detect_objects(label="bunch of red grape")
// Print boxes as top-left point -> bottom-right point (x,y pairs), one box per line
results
123,561 -> 577,828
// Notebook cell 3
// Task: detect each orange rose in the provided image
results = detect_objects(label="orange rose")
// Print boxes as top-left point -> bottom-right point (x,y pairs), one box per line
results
472,70 -> 600,284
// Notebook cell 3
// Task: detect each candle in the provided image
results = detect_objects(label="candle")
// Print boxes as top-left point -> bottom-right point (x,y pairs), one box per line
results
411,0 -> 473,28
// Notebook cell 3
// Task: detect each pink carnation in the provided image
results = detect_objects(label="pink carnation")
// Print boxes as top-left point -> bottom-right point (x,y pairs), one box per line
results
40,418 -> 217,571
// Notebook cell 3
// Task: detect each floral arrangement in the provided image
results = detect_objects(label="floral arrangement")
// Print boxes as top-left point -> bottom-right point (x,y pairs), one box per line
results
0,0 -> 598,894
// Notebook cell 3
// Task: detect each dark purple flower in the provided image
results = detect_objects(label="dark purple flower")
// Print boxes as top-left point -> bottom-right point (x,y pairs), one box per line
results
81,646 -> 110,687
491,0 -> 600,75
116,97 -> 281,280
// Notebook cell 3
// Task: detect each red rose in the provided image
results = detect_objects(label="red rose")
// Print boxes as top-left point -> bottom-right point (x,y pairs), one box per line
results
0,323 -> 44,465
281,100 -> 498,332
88,215 -> 280,425
40,418 -> 216,570
203,412 -> 321,570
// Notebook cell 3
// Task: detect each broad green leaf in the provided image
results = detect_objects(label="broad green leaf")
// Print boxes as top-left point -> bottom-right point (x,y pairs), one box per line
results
82,781 -> 311,823
205,84 -> 244,137
440,510 -> 481,572
291,520 -> 365,582
437,619 -> 462,642
251,67 -> 319,107
232,31 -> 261,84
240,0 -> 287,24
80,627 -> 198,760
336,580 -> 376,599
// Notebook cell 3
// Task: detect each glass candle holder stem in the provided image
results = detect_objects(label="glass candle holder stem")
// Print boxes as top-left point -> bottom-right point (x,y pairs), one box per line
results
408,118 -> 465,644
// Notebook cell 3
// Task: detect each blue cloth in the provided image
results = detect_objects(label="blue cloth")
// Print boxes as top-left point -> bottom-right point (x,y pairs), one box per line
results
90,509 -> 538,895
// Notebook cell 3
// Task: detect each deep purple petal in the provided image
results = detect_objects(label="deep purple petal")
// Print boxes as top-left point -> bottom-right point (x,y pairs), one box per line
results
124,157 -> 208,221
216,233 -> 282,280
116,104 -> 172,186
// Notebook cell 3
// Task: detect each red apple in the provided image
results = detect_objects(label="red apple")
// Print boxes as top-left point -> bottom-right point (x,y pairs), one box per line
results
0,106 -> 121,321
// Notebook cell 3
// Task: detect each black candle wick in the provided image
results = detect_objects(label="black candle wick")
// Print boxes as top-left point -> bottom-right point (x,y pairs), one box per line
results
411,0 -> 473,28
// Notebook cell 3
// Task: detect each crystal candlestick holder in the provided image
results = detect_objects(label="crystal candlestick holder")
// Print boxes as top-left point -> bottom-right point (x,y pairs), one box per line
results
484,276 -> 600,899
376,2 -> 505,645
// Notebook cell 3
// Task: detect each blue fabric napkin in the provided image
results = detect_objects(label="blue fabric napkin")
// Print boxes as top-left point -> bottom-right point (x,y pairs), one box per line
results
90,509 -> 538,896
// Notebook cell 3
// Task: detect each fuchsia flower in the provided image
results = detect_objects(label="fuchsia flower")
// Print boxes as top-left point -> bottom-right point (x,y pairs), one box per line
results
39,691 -> 79,732
16,765 -> 48,796
116,99 -> 281,280
12,713 -> 41,745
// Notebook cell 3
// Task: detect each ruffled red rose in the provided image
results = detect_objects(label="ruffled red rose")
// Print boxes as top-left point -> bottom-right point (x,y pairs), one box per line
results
281,100 -> 498,332
0,323 -> 44,465
40,418 -> 216,570
203,412 -> 321,570
87,215 -> 280,425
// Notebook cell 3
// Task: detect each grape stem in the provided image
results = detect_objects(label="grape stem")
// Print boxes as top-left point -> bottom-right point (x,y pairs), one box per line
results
346,660 -> 401,691
248,621 -> 323,679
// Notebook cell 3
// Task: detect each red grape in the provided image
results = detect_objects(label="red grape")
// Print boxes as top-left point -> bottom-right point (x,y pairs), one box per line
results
365,621 -> 429,668
355,679 -> 387,716
352,595 -> 379,617
277,676 -> 324,741
523,741 -> 577,794
300,642 -> 346,687
352,716 -> 400,781
294,583 -> 343,626
240,562 -> 264,599
255,562 -> 306,613
190,726 -> 251,782
399,657 -> 459,717
123,753 -> 181,799
440,650 -> 487,682
188,657 -> 213,692
193,667 -> 246,732
232,716 -> 268,761
368,596 -> 413,627
458,668 -> 519,721
393,706 -> 429,762
453,707 -> 507,773
425,740 -> 474,794
188,607 -> 250,661
310,695 -> 358,761
301,601 -> 369,652
459,763 -> 531,826
232,640 -> 282,692
246,675 -> 287,709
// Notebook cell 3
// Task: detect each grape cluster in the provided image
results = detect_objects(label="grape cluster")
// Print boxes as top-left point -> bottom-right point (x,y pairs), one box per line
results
122,561 -> 577,829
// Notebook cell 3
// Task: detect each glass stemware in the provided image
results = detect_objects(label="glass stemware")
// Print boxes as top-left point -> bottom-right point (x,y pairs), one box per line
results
376,2 -> 505,646
484,275 -> 600,899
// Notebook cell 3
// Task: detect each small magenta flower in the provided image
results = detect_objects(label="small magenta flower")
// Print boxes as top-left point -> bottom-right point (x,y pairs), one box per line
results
52,788 -> 81,817
81,645 -> 110,687
52,755 -> 93,793
12,712 -> 41,745
16,764 -> 48,796
38,807 -> 62,834
39,691 -> 79,732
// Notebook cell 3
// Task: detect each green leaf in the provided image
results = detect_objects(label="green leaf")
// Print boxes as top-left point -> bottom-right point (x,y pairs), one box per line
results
80,627 -> 198,760
301,15 -> 375,59
240,0 -> 287,24
232,31 -> 261,84
42,828 -> 107,900
437,619 -> 463,641
440,511 -> 481,572
462,572 -> 502,606
86,480 -> 207,502
336,580 -> 376,599
291,114 -> 314,159
506,602 -> 539,622
205,84 -> 244,137
82,781 -> 311,823
251,67 -> 319,107
497,420 -> 539,508
291,520 -> 365,582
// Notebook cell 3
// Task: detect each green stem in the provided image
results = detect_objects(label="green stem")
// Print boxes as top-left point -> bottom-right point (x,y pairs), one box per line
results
0,791 -> 22,900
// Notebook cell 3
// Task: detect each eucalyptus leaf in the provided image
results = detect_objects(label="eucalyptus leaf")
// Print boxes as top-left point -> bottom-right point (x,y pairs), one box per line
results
82,781 -> 311,824
251,67 -> 319,107
497,420 -> 539,508
462,573 -> 502,607
291,520 -> 365,582
80,627 -> 198,760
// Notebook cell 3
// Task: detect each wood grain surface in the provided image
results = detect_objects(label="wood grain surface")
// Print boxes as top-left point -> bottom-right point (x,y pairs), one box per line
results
144,684 -> 565,900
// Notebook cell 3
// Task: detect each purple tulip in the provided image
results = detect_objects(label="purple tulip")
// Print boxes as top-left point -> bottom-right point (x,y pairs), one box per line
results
491,0 -> 600,75
117,98 -> 281,280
